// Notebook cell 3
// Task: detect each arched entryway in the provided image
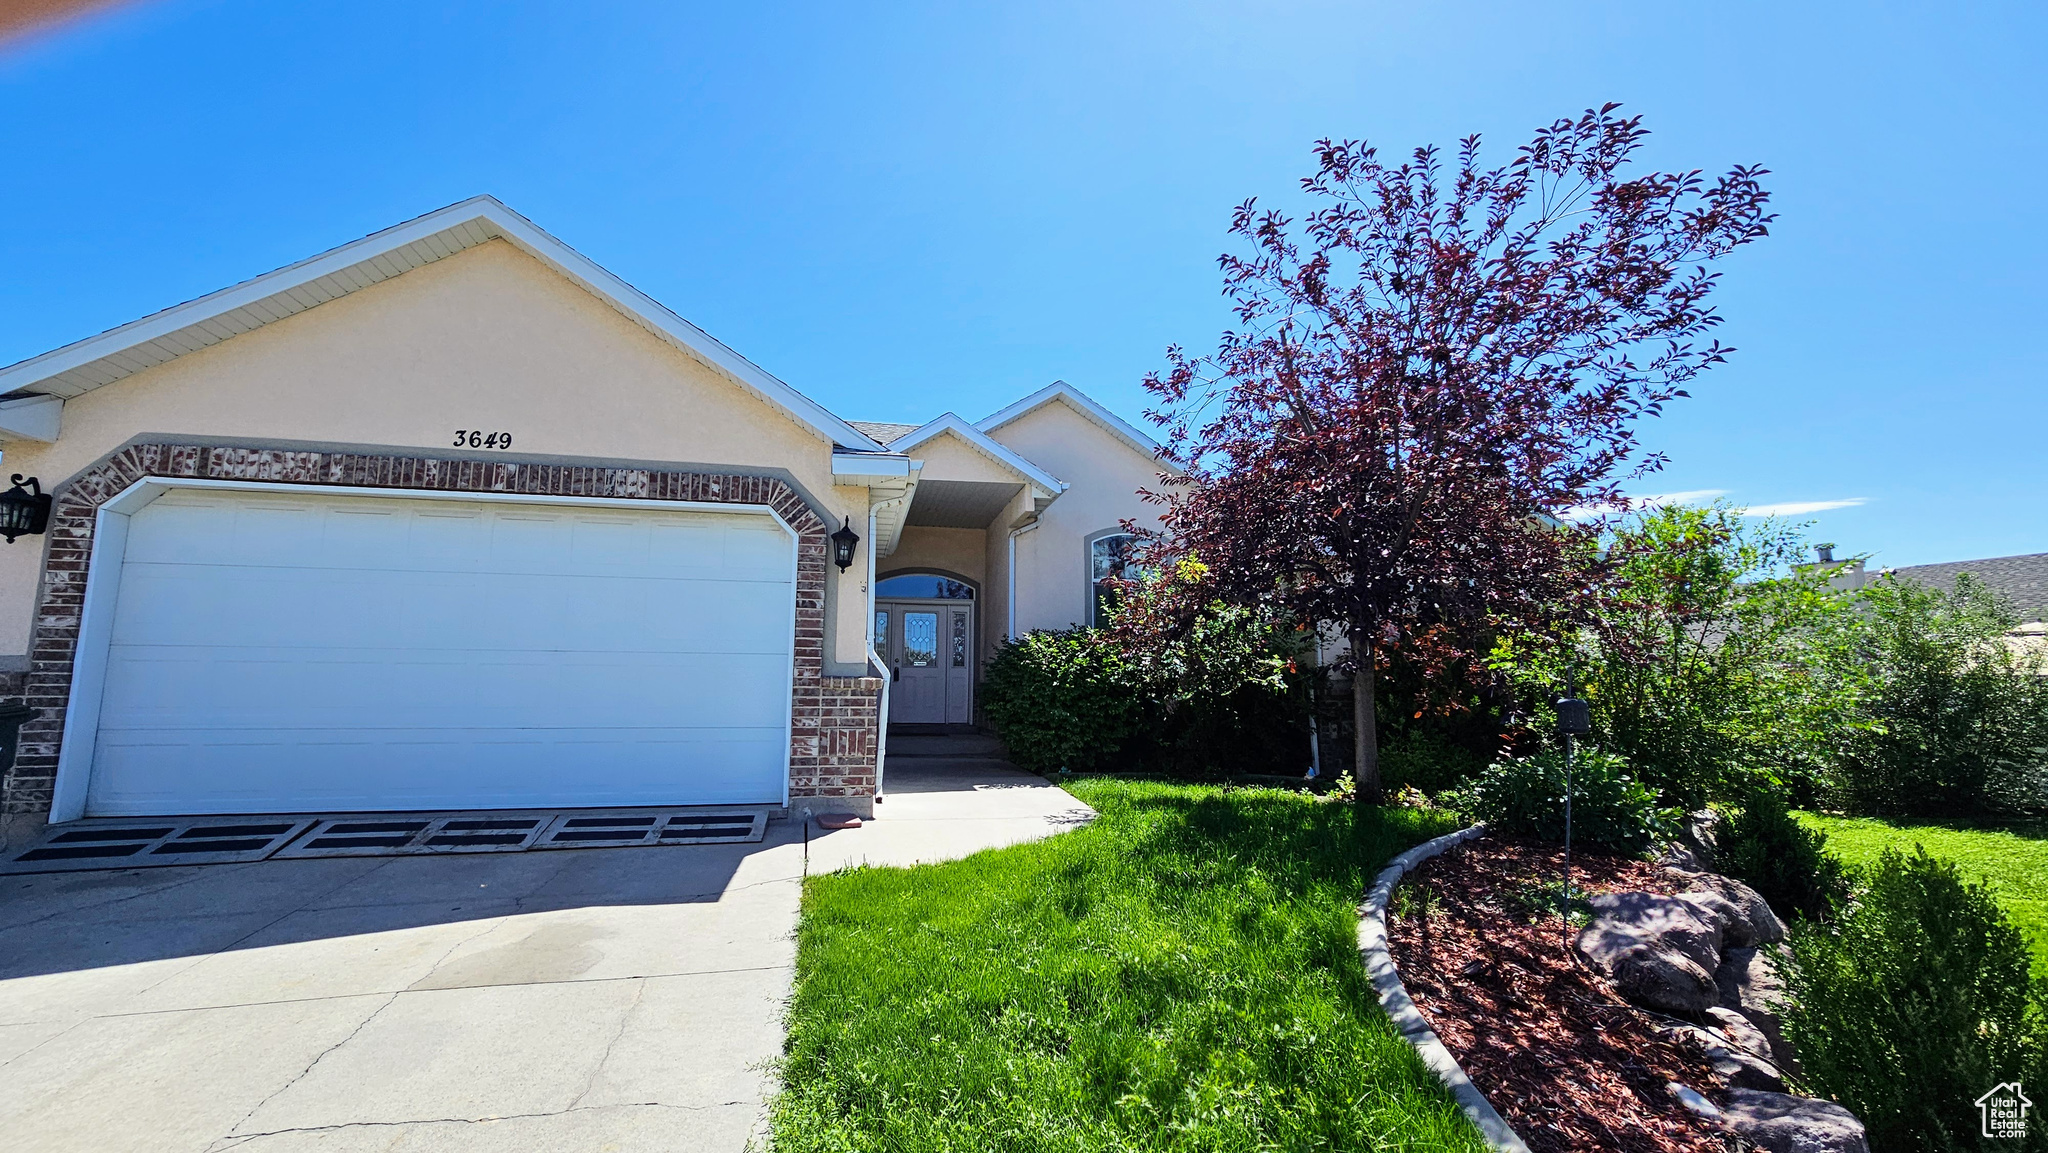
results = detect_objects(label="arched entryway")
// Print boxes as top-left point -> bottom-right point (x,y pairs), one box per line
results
875,571 -> 976,726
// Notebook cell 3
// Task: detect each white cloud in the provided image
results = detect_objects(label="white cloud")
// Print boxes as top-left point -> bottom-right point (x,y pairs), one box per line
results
1630,489 -> 1730,510
1564,489 -> 1728,520
1740,498 -> 1867,517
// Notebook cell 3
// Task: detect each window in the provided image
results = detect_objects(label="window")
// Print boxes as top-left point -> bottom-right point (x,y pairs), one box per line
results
1089,533 -> 1138,626
875,574 -> 974,599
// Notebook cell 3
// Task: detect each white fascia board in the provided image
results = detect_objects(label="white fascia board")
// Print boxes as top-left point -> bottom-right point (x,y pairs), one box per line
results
0,196 -> 888,454
831,452 -> 915,485
977,380 -> 1165,461
0,394 -> 63,443
890,413 -> 1067,498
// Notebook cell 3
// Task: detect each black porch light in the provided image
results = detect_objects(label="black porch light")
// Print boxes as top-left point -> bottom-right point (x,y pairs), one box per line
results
0,476 -> 51,543
830,517 -> 861,573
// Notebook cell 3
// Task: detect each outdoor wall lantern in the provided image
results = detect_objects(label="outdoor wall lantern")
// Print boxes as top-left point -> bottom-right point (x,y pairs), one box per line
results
830,517 -> 861,573
0,476 -> 51,543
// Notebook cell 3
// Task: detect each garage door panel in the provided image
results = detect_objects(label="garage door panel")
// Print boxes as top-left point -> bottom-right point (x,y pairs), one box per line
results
86,728 -> 789,815
107,569 -> 794,655
83,489 -> 799,815
98,646 -> 791,722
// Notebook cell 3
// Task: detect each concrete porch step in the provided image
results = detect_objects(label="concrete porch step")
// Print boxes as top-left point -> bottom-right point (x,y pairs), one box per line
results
886,732 -> 1007,758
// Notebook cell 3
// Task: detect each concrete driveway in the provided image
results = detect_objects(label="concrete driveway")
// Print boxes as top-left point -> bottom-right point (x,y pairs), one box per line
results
0,755 -> 1090,1152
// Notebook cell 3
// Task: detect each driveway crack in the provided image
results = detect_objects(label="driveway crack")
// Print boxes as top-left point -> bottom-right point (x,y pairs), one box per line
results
206,914 -> 508,1151
206,1100 -> 752,1148
567,978 -> 648,1110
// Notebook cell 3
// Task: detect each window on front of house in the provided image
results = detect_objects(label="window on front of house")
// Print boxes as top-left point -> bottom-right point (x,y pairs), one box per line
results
1089,533 -> 1137,627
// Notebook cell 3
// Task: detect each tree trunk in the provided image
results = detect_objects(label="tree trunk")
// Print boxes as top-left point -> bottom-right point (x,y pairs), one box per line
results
1351,626 -> 1383,804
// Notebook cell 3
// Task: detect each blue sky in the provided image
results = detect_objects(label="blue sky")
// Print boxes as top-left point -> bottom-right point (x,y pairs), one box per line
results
2,1 -> 2040,567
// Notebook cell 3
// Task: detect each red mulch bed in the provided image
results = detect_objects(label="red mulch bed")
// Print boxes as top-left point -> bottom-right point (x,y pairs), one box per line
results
1386,834 -> 1733,1153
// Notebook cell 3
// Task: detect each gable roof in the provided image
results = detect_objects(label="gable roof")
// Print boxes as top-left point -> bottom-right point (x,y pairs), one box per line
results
1888,552 -> 2048,622
846,420 -> 920,445
976,380 -> 1163,460
889,413 -> 1066,497
0,195 -> 889,452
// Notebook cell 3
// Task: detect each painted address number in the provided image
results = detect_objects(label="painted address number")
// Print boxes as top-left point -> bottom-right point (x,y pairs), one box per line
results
452,430 -> 514,449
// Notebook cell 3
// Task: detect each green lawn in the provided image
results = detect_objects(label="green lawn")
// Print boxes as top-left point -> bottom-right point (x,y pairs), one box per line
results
1798,812 -> 2048,974
772,779 -> 1488,1152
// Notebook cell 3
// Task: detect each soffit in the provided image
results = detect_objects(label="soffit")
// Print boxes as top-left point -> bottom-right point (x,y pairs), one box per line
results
903,479 -> 1023,529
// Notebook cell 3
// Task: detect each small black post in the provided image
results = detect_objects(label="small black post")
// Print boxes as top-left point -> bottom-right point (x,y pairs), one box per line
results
1553,683 -> 1591,953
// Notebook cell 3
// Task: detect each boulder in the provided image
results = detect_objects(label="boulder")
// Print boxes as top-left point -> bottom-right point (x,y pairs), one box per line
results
1716,946 -> 1799,1075
1679,809 -> 1721,868
1707,1044 -> 1786,1092
1721,1089 -> 1869,1153
1705,1006 -> 1775,1061
1685,873 -> 1787,946
1577,892 -> 1724,1013
1658,842 -> 1709,872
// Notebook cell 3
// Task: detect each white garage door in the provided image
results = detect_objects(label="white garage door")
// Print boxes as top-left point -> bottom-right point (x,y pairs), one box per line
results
80,488 -> 795,816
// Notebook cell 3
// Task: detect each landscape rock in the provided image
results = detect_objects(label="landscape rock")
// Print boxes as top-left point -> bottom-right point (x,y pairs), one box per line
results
1715,946 -> 1799,1075
1704,1006 -> 1775,1061
1685,873 -> 1787,946
1706,1043 -> 1786,1092
1577,892 -> 1724,1013
1720,1089 -> 1869,1153
1657,842 -> 1709,872
1679,809 -> 1721,868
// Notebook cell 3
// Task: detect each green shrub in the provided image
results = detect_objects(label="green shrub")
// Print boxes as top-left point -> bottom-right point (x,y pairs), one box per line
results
1377,729 -> 1487,797
1718,785 -> 1852,921
1784,847 -> 2048,1152
1488,504 -> 1865,812
1832,574 -> 2048,819
981,630 -> 1148,775
1447,749 -> 1673,853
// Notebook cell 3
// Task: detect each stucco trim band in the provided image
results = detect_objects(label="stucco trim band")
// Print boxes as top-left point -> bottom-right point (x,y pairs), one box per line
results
1357,823 -> 1532,1153
0,442 -> 881,822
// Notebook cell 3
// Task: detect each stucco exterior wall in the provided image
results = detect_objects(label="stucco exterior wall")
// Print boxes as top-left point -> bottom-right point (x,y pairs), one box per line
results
986,399 -> 1165,632
0,240 -> 875,671
903,430 -> 1034,485
882,526 -> 987,587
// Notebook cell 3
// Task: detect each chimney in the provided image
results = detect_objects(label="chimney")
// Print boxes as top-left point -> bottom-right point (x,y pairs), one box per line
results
1815,543 -> 1835,564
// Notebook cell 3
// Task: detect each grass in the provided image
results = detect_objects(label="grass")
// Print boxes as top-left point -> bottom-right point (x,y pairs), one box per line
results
771,778 -> 1489,1152
1798,811 -> 2048,974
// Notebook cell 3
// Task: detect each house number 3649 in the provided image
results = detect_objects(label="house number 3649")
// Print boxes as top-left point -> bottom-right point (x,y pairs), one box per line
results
453,430 -> 514,449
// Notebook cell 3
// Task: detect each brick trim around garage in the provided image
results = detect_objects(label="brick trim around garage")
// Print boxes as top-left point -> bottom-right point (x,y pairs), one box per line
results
0,443 -> 882,820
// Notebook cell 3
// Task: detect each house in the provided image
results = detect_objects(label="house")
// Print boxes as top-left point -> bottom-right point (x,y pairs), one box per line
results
1801,545 -> 2048,661
0,197 -> 1165,844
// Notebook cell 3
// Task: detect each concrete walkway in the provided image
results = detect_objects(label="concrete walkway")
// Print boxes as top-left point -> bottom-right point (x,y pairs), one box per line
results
0,751 -> 1089,1153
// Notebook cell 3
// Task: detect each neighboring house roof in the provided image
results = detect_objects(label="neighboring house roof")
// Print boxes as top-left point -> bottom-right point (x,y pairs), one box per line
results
0,195 -> 890,454
1887,552 -> 2048,622
889,413 -> 1067,497
977,379 -> 1164,460
846,421 -> 921,445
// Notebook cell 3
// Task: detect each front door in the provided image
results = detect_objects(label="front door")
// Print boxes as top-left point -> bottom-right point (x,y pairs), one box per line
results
880,599 -> 973,725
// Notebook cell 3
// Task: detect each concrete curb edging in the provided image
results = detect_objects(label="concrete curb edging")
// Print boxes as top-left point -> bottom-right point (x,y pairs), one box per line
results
1358,823 -> 1532,1153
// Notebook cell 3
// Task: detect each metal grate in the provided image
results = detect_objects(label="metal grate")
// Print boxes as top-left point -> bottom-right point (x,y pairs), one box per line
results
537,810 -> 766,849
1,818 -> 316,874
273,813 -> 551,858
3,806 -> 772,873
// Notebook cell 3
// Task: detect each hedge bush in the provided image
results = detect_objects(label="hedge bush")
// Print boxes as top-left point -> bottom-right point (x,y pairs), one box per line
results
979,629 -> 1148,775
1784,847 -> 2048,1151
1447,749 -> 1673,853
1717,784 -> 1852,921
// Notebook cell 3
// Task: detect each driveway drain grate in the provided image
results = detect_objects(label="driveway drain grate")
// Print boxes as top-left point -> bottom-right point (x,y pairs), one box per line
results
1,818 -> 316,874
538,810 -> 767,849
274,813 -> 554,858
3,807 -> 771,873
